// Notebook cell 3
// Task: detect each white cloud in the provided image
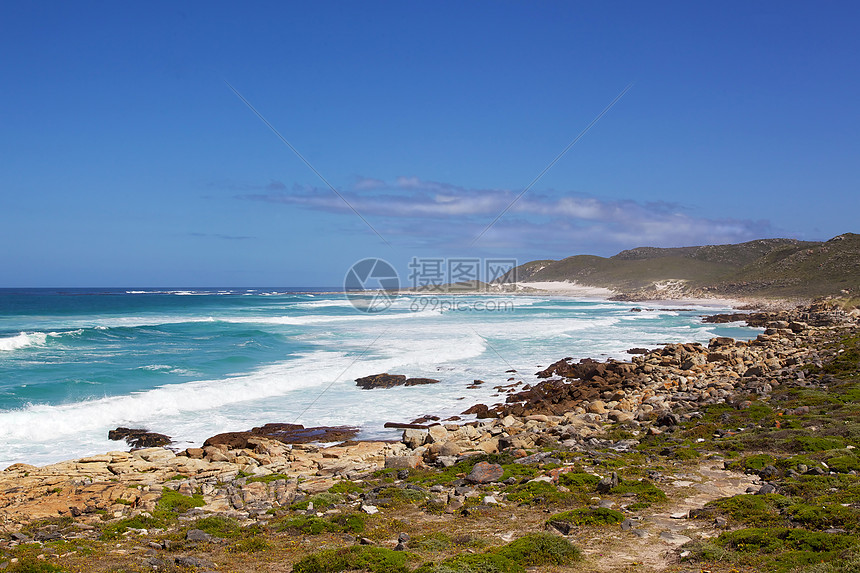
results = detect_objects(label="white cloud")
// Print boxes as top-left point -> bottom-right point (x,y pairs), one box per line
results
240,176 -> 774,254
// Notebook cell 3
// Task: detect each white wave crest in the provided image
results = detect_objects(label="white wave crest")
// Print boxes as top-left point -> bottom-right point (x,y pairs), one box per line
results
217,309 -> 440,326
0,332 -> 48,351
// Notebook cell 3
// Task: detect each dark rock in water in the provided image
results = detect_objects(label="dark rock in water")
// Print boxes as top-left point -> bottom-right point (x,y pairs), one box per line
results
108,427 -> 172,449
384,422 -> 430,430
626,348 -> 649,354
356,373 -> 406,389
203,423 -> 359,448
355,373 -> 440,389
466,461 -> 504,484
405,377 -> 441,386
702,312 -> 772,327
461,403 -> 492,418
253,422 -> 359,443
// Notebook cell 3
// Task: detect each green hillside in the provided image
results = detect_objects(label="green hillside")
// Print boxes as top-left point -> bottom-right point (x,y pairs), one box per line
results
506,234 -> 860,301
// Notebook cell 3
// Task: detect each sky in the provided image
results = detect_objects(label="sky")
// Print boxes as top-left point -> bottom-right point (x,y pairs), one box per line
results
1,1 -> 858,287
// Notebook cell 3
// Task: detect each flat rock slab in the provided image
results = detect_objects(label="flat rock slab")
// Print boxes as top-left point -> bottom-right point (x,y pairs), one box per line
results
659,531 -> 692,544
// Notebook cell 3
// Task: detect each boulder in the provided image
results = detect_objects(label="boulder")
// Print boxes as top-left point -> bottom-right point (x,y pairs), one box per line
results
466,462 -> 504,484
427,425 -> 448,443
402,428 -> 428,449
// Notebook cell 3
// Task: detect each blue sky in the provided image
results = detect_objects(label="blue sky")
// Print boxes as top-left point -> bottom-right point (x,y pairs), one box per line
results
1,1 -> 858,287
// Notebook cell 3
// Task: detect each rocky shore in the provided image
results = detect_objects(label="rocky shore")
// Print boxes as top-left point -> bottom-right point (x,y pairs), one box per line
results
1,300 -> 858,572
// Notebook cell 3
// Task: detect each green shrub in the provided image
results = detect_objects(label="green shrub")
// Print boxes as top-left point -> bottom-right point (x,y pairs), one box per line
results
329,480 -> 365,495
611,478 -> 667,508
100,488 -> 202,539
789,436 -> 845,452
707,494 -> 787,527
276,513 -> 365,535
292,546 -> 409,573
246,473 -> 290,484
825,455 -> 860,473
156,488 -> 204,515
785,502 -> 859,532
729,453 -> 780,472
716,527 -> 857,554
7,559 -> 66,573
503,481 -> 568,505
99,514 -> 162,540
498,464 -> 540,482
191,515 -> 242,538
228,535 -> 271,553
557,472 -> 599,490
409,532 -> 453,552
330,513 -> 366,533
373,486 -> 427,506
548,507 -> 625,526
672,447 -> 702,460
495,532 -> 582,566
290,492 -> 344,510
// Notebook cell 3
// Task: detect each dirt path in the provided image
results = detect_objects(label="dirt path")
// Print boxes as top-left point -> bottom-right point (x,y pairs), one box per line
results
582,460 -> 759,572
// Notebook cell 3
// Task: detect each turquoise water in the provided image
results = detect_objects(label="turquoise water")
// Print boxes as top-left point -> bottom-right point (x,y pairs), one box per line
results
0,288 -> 760,467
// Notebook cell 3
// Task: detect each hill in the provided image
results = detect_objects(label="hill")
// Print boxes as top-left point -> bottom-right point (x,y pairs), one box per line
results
503,234 -> 860,302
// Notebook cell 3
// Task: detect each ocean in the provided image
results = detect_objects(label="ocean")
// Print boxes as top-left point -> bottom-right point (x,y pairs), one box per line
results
0,288 -> 760,468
